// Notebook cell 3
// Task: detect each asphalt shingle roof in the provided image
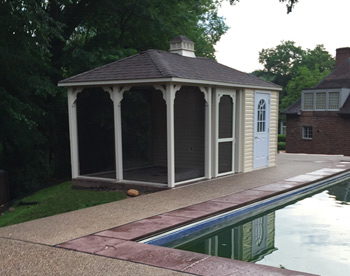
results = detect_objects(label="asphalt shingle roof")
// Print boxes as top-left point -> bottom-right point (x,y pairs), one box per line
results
339,94 -> 350,114
59,50 -> 280,89
281,98 -> 301,115
315,58 -> 350,89
283,57 -> 350,115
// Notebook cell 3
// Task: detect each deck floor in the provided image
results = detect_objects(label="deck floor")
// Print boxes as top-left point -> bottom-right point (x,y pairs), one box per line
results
85,166 -> 204,184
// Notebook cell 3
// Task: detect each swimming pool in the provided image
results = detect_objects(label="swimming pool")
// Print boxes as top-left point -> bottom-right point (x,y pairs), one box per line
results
141,174 -> 350,276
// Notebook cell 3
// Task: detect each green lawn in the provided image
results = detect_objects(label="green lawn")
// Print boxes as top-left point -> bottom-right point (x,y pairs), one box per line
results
0,181 -> 127,228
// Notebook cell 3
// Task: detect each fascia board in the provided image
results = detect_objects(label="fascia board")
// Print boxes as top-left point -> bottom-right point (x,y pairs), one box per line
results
58,77 -> 282,91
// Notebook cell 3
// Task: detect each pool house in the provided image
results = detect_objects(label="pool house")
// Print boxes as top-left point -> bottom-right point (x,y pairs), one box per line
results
58,36 -> 281,189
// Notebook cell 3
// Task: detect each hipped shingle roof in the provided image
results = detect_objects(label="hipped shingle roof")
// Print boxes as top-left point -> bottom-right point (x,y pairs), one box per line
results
59,50 -> 280,89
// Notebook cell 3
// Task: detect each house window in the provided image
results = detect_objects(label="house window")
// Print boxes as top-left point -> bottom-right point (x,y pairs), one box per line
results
303,93 -> 314,110
328,92 -> 340,109
315,92 -> 326,110
302,126 -> 313,140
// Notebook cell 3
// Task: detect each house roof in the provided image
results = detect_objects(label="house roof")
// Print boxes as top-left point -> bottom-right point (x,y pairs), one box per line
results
283,57 -> 350,115
313,57 -> 350,89
281,98 -> 301,115
58,49 -> 281,90
339,94 -> 350,114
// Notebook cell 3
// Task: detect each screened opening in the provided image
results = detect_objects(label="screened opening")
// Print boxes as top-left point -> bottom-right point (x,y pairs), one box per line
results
77,88 -> 115,179
218,142 -> 232,174
218,94 -> 234,175
122,88 -> 167,184
174,87 -> 205,182
219,95 -> 233,138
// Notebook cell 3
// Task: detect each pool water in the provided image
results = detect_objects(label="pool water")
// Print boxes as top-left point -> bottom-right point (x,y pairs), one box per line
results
163,180 -> 350,276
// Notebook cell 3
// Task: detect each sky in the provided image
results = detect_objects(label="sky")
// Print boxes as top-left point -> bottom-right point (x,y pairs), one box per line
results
215,0 -> 350,73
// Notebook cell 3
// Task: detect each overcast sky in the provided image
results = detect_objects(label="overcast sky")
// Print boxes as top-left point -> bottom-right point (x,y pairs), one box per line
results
215,0 -> 350,73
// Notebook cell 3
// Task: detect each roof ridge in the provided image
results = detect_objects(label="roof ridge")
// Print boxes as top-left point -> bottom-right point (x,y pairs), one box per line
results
146,50 -> 176,77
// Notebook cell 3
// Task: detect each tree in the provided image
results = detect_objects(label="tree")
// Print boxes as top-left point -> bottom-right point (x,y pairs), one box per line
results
252,42 -> 334,110
300,45 -> 335,73
0,0 -> 64,196
254,41 -> 304,88
0,0 -> 228,199
229,0 -> 299,13
280,66 -> 330,110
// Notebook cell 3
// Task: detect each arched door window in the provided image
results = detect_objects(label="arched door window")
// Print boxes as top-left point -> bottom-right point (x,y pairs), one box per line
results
257,99 -> 266,133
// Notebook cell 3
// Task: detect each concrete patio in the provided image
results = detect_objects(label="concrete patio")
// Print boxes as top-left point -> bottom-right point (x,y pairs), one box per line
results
1,153 -> 349,275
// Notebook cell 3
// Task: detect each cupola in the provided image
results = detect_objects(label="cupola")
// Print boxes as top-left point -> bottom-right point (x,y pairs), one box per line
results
169,35 -> 196,58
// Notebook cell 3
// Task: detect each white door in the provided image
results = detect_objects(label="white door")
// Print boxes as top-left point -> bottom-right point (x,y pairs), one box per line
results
254,92 -> 270,168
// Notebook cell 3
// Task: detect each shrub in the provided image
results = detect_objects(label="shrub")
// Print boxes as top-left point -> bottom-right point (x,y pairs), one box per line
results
278,142 -> 286,151
278,134 -> 286,142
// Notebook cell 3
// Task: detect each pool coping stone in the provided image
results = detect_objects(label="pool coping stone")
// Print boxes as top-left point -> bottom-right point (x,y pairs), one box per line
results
57,164 -> 350,276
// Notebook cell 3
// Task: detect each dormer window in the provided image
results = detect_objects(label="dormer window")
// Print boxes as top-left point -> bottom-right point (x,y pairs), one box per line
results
302,90 -> 343,111
315,92 -> 326,109
329,92 -> 340,109
303,92 -> 314,110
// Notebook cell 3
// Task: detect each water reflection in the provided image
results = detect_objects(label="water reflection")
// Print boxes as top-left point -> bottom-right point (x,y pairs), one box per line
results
175,212 -> 277,262
327,180 -> 350,204
169,179 -> 350,275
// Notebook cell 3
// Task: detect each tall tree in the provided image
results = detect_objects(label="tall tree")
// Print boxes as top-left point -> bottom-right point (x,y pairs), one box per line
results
253,42 -> 334,110
254,41 -> 304,88
280,66 -> 331,110
0,0 -> 228,198
229,0 -> 299,13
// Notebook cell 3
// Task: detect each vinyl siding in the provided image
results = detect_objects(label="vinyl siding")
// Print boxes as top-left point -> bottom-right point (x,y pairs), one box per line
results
242,89 -> 254,172
269,91 -> 279,167
242,90 -> 278,172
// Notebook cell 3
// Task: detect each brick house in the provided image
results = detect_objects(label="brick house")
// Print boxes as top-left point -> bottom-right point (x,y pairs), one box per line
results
59,36 -> 281,190
283,48 -> 350,156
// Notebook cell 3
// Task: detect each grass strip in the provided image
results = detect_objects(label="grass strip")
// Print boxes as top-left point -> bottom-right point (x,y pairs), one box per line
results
0,181 -> 127,228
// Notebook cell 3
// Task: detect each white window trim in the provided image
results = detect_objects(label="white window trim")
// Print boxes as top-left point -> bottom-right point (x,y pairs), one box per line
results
302,126 -> 313,140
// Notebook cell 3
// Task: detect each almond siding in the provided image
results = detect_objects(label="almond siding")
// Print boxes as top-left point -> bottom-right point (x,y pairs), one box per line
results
242,89 -> 255,172
269,91 -> 279,167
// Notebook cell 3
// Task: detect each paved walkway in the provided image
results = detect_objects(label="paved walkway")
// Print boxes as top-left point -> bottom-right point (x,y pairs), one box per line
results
1,153 -> 349,275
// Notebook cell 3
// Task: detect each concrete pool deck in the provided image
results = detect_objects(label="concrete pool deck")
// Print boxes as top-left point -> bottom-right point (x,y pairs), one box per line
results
1,153 -> 350,275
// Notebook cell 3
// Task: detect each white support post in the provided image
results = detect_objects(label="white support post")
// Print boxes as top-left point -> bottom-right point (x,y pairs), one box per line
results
67,87 -> 83,178
199,86 -> 212,180
165,84 -> 181,188
166,84 -> 175,188
214,92 -> 220,178
105,86 -> 130,182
